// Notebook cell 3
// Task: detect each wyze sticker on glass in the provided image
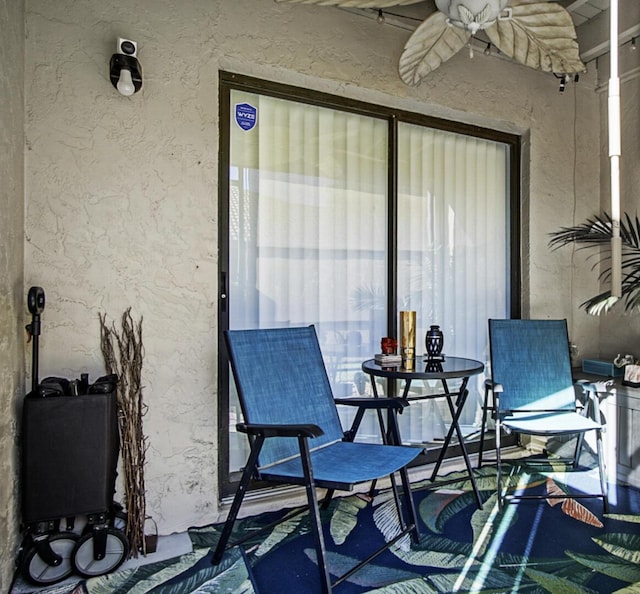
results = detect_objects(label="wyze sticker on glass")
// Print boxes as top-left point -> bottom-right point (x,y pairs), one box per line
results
235,103 -> 257,131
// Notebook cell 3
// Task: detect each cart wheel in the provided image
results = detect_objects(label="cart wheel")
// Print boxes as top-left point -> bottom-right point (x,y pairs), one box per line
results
71,528 -> 129,578
23,532 -> 78,586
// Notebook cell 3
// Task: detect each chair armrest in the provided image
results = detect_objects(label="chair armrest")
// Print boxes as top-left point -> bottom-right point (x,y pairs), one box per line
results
486,381 -> 503,393
576,379 -> 614,395
576,379 -> 613,421
237,422 -> 324,439
485,381 -> 503,418
334,397 -> 409,411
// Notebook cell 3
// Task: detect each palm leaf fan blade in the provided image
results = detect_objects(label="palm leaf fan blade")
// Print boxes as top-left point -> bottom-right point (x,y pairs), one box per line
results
399,12 -> 469,85
486,0 -> 584,74
274,0 -> 424,6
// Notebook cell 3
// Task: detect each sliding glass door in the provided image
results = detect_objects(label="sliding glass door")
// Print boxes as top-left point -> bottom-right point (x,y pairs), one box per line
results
224,90 -> 390,473
218,73 -> 520,496
395,123 -> 510,442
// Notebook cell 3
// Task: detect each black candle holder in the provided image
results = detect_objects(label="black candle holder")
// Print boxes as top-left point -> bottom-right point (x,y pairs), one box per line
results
425,324 -> 445,361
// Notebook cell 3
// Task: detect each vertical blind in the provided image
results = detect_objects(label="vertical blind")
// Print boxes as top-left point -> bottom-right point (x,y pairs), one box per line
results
226,88 -> 510,470
396,123 -> 509,437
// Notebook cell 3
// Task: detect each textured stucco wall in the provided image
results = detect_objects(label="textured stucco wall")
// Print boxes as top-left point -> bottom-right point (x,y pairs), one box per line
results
0,0 -> 25,587
24,0 -> 603,534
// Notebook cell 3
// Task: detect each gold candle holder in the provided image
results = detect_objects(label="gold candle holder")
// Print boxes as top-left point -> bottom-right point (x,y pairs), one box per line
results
399,310 -> 416,369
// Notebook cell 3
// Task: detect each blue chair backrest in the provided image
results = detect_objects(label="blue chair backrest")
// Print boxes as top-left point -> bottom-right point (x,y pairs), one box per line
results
225,326 -> 345,468
488,319 -> 576,412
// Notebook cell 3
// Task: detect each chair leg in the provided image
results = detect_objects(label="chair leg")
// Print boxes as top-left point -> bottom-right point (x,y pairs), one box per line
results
595,428 -> 609,513
321,489 -> 335,510
478,383 -> 491,468
212,435 -> 265,565
496,418 -> 503,511
573,431 -> 586,469
385,406 -> 414,528
387,472 -> 403,527
398,466 -> 420,543
299,437 -> 332,594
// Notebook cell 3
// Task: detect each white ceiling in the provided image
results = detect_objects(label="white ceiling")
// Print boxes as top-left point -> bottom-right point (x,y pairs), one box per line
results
558,0 -> 609,27
564,0 -> 640,63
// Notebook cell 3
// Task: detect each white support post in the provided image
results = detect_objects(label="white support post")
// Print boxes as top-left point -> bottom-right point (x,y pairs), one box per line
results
609,0 -> 622,298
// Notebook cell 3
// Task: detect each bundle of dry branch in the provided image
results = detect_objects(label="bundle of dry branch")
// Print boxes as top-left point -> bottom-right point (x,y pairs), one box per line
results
99,308 -> 148,557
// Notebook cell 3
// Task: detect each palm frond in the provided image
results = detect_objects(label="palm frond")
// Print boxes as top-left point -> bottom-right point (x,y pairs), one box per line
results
582,293 -> 620,316
548,212 -> 640,315
350,284 -> 385,311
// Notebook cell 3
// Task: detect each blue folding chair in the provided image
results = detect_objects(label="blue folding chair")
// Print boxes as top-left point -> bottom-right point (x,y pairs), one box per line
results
487,319 -> 608,511
212,326 -> 421,594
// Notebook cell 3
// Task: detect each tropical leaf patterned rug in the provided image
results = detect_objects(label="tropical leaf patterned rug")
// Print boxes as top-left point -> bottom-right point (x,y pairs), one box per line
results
31,465 -> 640,593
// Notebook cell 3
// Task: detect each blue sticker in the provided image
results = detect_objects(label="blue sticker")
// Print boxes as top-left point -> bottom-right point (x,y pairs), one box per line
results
235,103 -> 257,131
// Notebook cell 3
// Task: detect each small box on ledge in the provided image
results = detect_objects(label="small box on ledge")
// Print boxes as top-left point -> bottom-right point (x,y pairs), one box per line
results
374,353 -> 402,366
582,359 -> 624,377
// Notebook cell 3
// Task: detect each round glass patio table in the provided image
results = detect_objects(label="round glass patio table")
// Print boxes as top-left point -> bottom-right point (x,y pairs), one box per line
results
362,356 -> 484,508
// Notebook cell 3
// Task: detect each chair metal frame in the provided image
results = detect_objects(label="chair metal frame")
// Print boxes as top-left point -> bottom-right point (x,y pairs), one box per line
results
478,379 -> 497,468
212,326 -> 421,594
486,319 -> 609,512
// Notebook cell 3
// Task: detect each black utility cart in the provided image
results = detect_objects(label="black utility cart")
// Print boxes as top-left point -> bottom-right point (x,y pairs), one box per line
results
18,287 -> 129,586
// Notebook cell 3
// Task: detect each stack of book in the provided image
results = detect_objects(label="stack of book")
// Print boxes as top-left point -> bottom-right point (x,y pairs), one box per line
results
374,353 -> 402,366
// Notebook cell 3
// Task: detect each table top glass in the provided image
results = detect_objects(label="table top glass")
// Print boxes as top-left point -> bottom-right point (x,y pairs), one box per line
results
362,356 -> 484,380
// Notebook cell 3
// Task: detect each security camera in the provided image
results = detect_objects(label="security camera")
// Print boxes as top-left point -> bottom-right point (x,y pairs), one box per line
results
117,38 -> 137,57
110,38 -> 142,95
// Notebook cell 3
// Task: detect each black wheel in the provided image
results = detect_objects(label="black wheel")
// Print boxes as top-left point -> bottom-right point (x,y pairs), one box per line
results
71,528 -> 129,578
23,532 -> 78,586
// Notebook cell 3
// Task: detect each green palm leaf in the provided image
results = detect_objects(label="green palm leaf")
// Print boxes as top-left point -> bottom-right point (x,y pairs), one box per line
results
196,577 -> 255,594
304,548 -> 421,585
150,548 -> 252,594
549,212 -> 640,314
566,551 -> 640,583
390,532 -> 473,569
86,566 -> 138,594
330,494 -> 368,545
373,497 -> 410,549
414,466 -> 498,499
470,492 -> 518,556
593,533 -> 640,564
524,567 -> 599,593
255,512 -> 304,556
188,525 -> 220,549
86,549 -> 209,594
392,545 -> 473,569
605,514 -> 640,524
365,577 -> 438,593
418,489 -> 467,534
428,567 -> 527,593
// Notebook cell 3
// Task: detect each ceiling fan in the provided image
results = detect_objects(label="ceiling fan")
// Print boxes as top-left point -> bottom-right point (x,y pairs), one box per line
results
276,0 -> 586,86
